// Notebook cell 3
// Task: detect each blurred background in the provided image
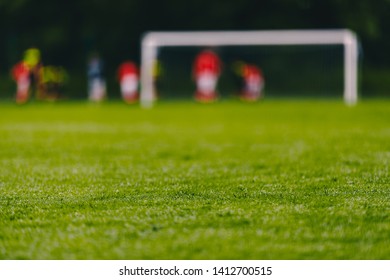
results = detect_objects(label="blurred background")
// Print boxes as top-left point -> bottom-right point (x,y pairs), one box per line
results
0,0 -> 389,99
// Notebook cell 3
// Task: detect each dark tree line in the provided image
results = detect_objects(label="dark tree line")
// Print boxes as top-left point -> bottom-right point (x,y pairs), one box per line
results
1,0 -> 389,95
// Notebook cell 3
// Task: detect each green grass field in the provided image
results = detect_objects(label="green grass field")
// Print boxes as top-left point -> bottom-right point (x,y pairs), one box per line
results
0,100 -> 389,259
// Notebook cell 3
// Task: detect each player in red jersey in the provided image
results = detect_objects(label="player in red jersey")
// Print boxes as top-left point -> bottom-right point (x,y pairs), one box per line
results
234,62 -> 264,102
11,61 -> 31,104
117,61 -> 139,103
192,50 -> 221,102
240,64 -> 264,101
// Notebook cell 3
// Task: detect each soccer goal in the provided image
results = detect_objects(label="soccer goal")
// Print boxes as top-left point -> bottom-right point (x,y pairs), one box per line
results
140,30 -> 359,107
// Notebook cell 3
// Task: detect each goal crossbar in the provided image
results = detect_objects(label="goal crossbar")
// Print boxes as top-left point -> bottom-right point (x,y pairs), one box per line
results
140,30 -> 359,106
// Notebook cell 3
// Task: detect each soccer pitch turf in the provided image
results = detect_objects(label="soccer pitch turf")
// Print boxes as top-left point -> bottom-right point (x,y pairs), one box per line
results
0,100 -> 389,259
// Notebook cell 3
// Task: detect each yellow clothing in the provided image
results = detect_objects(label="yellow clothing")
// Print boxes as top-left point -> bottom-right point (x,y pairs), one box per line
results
23,48 -> 41,69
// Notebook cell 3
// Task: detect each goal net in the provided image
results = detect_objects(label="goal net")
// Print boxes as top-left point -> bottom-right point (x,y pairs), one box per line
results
140,30 -> 359,107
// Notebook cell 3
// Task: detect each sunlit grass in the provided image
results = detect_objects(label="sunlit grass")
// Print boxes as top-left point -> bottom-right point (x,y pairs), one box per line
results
0,100 -> 389,259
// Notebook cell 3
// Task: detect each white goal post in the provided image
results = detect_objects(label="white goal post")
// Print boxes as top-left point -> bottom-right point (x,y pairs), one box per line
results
140,29 -> 359,107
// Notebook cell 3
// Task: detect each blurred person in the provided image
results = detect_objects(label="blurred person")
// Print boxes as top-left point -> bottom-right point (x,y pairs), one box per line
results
233,61 -> 264,102
38,66 -> 68,100
11,61 -> 31,104
87,53 -> 106,102
23,47 -> 43,98
152,59 -> 163,100
23,47 -> 41,70
117,61 -> 139,103
192,49 -> 221,102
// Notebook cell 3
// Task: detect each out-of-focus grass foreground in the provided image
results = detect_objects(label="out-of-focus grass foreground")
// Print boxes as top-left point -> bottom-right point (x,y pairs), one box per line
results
0,100 -> 389,259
